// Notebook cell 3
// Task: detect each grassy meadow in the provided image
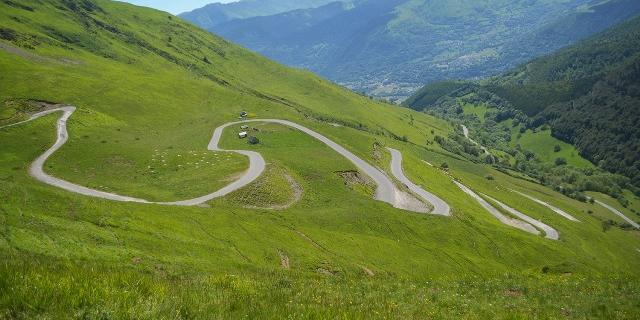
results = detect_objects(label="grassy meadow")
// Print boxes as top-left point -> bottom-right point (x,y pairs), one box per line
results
0,0 -> 639,318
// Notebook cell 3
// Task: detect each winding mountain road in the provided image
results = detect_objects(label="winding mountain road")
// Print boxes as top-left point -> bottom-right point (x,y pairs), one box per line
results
595,200 -> 640,229
26,107 -> 152,204
387,148 -> 450,215
511,190 -> 580,222
2,107 -> 449,213
453,181 -> 560,239
483,194 -> 559,240
453,181 -> 540,236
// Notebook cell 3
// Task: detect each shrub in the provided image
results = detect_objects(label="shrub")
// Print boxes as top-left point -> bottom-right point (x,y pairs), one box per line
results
602,220 -> 615,232
554,145 -> 561,152
555,157 -> 567,166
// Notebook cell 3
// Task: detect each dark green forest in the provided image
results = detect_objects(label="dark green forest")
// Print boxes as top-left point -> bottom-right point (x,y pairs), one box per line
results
405,15 -> 640,196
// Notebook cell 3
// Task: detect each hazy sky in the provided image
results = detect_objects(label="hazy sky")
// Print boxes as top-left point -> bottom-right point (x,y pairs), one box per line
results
118,0 -> 237,15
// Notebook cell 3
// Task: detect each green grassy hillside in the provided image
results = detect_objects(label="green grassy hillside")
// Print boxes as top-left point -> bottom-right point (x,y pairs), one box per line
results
0,0 -> 639,318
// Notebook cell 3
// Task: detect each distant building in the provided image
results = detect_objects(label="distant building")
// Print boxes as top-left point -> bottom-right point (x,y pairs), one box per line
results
238,131 -> 248,139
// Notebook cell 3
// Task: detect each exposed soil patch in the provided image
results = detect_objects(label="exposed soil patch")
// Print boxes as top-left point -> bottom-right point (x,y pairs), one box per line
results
336,170 -> 376,196
504,289 -> 523,297
317,268 -> 334,276
278,250 -> 290,269
315,261 -> 340,276
337,170 -> 371,185
394,188 -> 431,214
361,266 -> 375,277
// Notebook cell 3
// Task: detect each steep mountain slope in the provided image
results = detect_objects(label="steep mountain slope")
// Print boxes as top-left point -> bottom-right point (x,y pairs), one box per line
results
511,0 -> 640,57
178,0 -> 339,30
406,15 -> 640,192
214,1 -> 354,46
1,0 -> 639,318
197,0 -> 640,101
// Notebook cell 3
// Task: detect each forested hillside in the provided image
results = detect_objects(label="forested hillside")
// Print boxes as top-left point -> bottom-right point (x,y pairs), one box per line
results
406,15 -> 640,193
188,0 -> 640,101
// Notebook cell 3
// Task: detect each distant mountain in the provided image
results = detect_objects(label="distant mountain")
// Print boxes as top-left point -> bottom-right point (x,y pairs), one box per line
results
214,1 -> 355,46
405,15 -> 640,188
179,0 -> 339,30
190,0 -> 640,101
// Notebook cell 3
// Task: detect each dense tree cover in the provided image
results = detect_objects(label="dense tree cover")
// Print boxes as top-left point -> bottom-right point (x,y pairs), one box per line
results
407,15 -> 640,200
542,58 -> 640,188
403,80 -> 468,110
431,117 -> 636,204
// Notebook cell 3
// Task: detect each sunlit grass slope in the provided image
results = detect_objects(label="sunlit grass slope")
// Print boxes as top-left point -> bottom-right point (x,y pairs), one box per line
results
0,0 -> 639,318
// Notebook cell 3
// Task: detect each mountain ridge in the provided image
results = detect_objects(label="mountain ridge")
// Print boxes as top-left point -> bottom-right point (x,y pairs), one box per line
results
179,0 -> 340,29
188,0 -> 640,101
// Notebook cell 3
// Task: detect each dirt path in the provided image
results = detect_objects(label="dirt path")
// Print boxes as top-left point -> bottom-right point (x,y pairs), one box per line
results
387,148 -> 451,215
453,181 -> 540,236
595,200 -> 640,229
3,108 -> 432,212
461,125 -> 489,155
511,190 -> 580,222
483,194 -> 559,240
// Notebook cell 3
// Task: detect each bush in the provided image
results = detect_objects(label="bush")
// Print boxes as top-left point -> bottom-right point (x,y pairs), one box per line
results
554,145 -> 561,152
440,162 -> 449,170
555,157 -> 567,166
602,220 -> 616,232
247,136 -> 259,145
